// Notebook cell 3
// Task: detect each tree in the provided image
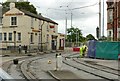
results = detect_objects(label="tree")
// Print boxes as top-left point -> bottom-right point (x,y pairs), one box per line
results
86,34 -> 96,40
2,1 -> 37,14
67,27 -> 85,42
99,36 -> 107,41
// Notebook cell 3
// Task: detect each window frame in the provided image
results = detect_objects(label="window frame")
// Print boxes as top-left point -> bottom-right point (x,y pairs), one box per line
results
30,33 -> 34,43
0,33 -> 2,41
10,16 -> 17,26
18,33 -> 21,41
8,33 -> 12,41
4,33 -> 7,41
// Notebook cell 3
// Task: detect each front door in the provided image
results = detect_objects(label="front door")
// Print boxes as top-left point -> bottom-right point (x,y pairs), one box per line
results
51,40 -> 56,50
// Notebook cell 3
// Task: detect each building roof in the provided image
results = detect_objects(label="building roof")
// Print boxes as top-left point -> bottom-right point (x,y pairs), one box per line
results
3,8 -> 58,25
20,9 -> 58,25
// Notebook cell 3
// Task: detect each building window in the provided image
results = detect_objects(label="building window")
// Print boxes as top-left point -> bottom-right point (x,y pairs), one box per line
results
4,33 -> 7,41
46,34 -> 49,43
109,31 -> 111,37
30,33 -> 33,43
18,33 -> 21,41
9,33 -> 12,41
0,33 -> 2,41
11,17 -> 17,26
47,23 -> 49,32
31,18 -> 33,28
59,39 -> 61,47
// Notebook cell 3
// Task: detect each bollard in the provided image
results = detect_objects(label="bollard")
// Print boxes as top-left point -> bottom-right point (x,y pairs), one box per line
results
55,54 -> 58,70
56,53 -> 62,70
13,59 -> 19,64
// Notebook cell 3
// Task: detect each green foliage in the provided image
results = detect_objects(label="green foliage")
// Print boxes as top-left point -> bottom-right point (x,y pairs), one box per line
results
86,34 -> 96,40
66,27 -> 97,43
2,1 -> 37,14
99,36 -> 107,41
67,27 -> 85,42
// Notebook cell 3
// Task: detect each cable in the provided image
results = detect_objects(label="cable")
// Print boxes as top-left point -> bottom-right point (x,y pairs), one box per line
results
71,2 -> 98,10
47,2 -> 98,12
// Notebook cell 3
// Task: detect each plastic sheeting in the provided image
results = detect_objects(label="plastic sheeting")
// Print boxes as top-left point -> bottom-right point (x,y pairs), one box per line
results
87,41 -> 120,60
87,40 -> 96,58
96,42 -> 120,60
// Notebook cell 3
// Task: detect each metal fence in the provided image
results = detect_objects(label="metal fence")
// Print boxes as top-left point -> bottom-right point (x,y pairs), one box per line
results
28,43 -> 48,53
1,43 -> 48,54
65,42 -> 81,47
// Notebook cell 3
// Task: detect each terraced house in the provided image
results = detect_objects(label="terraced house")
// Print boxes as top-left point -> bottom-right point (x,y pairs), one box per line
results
107,0 -> 120,41
0,3 -> 65,52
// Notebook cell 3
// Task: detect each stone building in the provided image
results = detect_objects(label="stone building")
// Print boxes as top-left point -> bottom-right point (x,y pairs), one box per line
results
0,3 -> 65,52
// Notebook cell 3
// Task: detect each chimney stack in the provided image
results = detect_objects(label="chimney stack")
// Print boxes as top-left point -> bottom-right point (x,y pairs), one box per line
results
10,3 -> 15,10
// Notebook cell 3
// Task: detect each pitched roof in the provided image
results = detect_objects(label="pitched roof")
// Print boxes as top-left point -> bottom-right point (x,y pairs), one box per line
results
3,8 -> 58,25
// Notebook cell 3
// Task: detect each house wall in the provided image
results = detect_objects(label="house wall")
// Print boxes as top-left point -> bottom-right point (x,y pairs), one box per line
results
1,7 -> 65,51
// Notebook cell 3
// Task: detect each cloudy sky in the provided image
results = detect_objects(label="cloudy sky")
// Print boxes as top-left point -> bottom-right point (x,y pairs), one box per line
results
1,0 -> 107,38
28,0 -> 107,38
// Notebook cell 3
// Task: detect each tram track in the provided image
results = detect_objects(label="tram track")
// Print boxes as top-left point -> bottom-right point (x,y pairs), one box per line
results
1,53 -> 59,80
73,58 -> 120,76
63,55 -> 118,81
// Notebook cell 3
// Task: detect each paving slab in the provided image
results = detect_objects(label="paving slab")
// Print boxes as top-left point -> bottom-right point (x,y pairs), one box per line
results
48,70 -> 80,79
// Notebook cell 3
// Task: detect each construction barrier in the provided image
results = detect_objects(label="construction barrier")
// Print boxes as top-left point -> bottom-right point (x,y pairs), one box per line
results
87,40 -> 96,58
87,41 -> 120,60
73,47 -> 80,52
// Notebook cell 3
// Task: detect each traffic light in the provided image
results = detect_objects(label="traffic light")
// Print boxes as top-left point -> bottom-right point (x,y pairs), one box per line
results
96,27 -> 99,39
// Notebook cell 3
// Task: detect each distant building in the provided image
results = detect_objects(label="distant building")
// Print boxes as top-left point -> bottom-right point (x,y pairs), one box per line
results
0,3 -> 65,52
106,0 -> 120,41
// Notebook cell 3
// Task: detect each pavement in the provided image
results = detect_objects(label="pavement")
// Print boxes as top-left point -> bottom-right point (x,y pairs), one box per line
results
79,58 -> 119,70
48,70 -> 80,79
46,53 -> 119,79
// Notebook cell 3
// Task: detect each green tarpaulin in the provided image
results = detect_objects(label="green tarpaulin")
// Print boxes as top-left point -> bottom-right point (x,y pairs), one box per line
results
96,42 -> 120,60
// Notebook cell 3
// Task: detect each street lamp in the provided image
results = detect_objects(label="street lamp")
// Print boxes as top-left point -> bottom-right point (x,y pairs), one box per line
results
59,5 -> 73,45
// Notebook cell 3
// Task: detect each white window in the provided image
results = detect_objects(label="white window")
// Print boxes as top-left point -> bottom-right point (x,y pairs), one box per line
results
11,17 -> 17,26
9,33 -> 12,41
46,34 -> 49,43
0,33 -> 2,41
4,33 -> 7,41
108,9 -> 113,23
31,18 -> 33,28
30,33 -> 33,43
47,23 -> 49,32
18,33 -> 21,41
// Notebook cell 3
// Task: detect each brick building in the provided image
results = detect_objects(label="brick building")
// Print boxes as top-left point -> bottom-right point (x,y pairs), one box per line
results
107,0 -> 120,41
